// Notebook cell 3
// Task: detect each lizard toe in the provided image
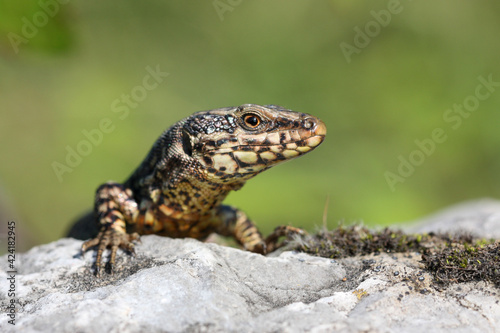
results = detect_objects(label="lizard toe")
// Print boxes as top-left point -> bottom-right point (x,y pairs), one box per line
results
81,226 -> 138,276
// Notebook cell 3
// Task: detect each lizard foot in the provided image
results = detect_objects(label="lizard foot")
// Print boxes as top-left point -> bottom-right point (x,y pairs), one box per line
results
265,225 -> 307,253
81,226 -> 140,276
243,239 -> 267,255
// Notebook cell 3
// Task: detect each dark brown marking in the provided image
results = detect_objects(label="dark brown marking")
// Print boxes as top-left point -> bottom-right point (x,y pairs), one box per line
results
275,153 -> 286,160
296,140 -> 307,147
255,155 -> 266,165
216,138 -> 229,146
203,156 -> 213,166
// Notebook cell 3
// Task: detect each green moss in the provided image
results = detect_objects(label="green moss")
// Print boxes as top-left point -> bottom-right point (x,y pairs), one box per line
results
291,225 -> 499,287
292,225 -> 428,259
422,240 -> 500,287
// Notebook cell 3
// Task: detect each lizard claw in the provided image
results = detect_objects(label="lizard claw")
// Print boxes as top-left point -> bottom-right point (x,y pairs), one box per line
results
81,226 -> 138,276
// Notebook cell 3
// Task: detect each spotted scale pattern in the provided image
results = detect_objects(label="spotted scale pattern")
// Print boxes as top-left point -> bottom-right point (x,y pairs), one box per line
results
81,104 -> 326,275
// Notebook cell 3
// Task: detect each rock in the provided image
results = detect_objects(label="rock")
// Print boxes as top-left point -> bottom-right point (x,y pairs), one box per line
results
1,199 -> 500,333
406,198 -> 500,238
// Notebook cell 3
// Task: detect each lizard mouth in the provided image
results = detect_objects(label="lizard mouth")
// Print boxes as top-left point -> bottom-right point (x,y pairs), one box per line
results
240,133 -> 325,163
233,117 -> 326,161
205,117 -> 326,151
199,115 -> 326,181
203,119 -> 326,173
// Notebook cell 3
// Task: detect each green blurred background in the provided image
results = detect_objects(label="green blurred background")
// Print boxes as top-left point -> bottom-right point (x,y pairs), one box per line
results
1,0 -> 500,252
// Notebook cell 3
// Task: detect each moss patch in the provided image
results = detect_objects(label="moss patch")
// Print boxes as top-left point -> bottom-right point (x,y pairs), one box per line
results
292,225 -> 429,258
422,240 -> 500,288
291,225 -> 500,288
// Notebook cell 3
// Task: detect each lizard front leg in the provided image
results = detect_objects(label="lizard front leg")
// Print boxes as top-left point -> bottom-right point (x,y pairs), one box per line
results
215,205 -> 306,254
81,182 -> 139,275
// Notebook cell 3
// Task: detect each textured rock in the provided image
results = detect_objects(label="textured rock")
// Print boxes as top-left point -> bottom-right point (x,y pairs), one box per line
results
1,199 -> 500,333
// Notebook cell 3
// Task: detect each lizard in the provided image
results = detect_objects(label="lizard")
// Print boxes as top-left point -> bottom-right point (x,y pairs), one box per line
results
81,104 -> 326,275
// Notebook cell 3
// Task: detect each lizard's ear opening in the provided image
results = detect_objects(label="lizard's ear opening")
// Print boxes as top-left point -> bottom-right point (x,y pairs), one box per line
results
181,129 -> 193,157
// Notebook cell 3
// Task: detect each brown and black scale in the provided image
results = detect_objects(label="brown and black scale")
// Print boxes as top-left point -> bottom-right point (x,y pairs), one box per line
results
81,104 -> 327,275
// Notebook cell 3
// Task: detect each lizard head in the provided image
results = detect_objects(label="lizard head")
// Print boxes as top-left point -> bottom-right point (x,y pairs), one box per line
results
182,104 -> 326,184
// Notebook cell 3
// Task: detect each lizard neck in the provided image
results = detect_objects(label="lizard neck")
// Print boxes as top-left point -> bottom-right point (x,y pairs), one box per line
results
159,174 -> 245,218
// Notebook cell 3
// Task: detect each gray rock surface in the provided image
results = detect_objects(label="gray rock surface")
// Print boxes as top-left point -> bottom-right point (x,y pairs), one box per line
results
406,198 -> 500,238
1,199 -> 500,333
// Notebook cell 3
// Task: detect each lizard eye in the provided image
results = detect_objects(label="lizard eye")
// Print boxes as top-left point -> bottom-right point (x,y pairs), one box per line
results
242,114 -> 261,129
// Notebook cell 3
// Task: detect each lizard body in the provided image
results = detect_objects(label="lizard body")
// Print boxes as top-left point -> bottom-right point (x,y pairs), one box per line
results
81,104 -> 326,274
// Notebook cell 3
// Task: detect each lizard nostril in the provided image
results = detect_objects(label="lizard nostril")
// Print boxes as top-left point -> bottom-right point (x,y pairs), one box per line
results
303,118 -> 316,130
